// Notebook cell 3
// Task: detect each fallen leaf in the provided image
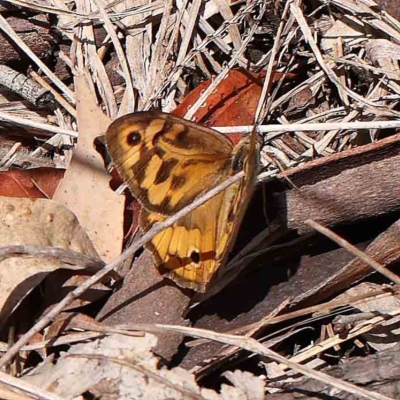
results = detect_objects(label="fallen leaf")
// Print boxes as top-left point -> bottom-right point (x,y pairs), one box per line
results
173,68 -> 292,143
173,69 -> 262,122
0,196 -> 100,325
53,74 -> 124,262
23,333 -> 265,400
0,168 -> 64,198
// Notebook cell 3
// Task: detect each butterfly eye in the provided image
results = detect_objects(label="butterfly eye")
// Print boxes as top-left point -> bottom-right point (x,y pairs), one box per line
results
232,156 -> 244,172
232,143 -> 249,172
190,250 -> 201,264
127,131 -> 141,146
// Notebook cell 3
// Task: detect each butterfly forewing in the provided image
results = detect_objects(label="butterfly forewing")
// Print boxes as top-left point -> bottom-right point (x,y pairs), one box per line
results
106,112 -> 233,215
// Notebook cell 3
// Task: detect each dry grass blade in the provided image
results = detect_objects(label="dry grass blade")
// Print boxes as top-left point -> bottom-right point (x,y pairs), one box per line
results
187,288 -> 394,347
0,332 -> 108,352
144,0 -> 173,104
91,0 -> 135,115
6,0 -> 86,16
215,119 -> 400,134
0,370 -> 63,400
0,111 -> 77,137
144,0 -> 262,109
281,309 -> 400,369
329,0 -> 400,41
306,219 -> 400,284
290,4 -> 390,110
255,0 -> 291,122
173,0 -> 203,83
184,2 -> 266,120
213,0 -> 242,51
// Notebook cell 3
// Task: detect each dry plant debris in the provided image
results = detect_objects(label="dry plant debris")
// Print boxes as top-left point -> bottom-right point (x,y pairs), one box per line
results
1,0 -> 400,399
23,333 -> 266,400
0,196 -> 99,325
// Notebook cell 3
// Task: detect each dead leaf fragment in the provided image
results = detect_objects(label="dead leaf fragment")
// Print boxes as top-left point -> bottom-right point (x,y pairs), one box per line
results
23,333 -> 265,400
223,370 -> 265,400
0,168 -> 64,199
173,69 -> 264,143
335,283 -> 400,351
366,39 -> 400,80
54,75 -> 124,262
0,196 -> 99,325
320,18 -> 365,54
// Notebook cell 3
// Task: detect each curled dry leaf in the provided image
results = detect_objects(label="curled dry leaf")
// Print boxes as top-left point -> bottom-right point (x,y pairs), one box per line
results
23,333 -> 265,400
0,196 -> 99,325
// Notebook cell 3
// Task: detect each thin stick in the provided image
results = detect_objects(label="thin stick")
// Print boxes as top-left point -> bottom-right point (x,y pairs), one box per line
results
0,370 -> 63,400
214,119 -> 400,134
30,71 -> 77,118
306,219 -> 400,284
0,171 -> 244,367
254,0 -> 291,123
0,111 -> 78,137
0,14 -> 75,104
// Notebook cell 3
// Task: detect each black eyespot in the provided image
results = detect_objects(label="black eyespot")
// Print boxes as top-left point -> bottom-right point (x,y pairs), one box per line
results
190,250 -> 200,264
127,131 -> 141,146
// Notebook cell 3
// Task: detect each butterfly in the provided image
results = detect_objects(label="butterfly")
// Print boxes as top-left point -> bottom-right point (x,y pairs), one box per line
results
105,111 -> 258,292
